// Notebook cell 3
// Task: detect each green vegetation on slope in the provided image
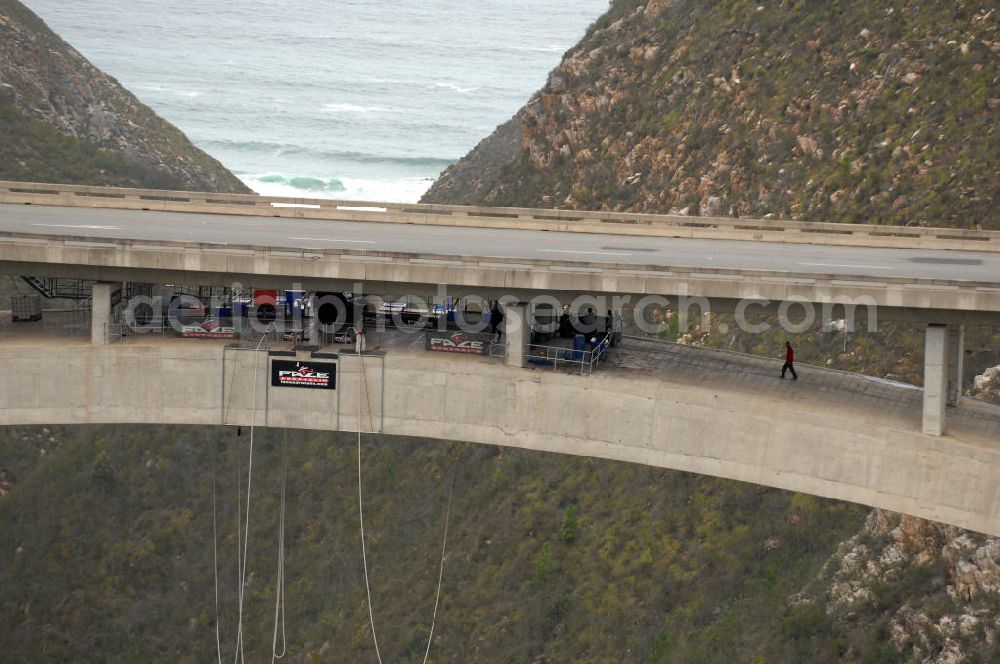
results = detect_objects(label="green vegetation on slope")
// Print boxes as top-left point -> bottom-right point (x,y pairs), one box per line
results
0,0 -> 251,193
1,425 -> 876,663
0,97 -> 191,190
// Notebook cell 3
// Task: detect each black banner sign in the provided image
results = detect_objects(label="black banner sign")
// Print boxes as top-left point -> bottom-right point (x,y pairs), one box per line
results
425,331 -> 493,355
271,360 -> 336,389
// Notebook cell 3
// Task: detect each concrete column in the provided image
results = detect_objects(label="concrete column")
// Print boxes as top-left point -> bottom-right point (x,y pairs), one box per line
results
305,312 -> 319,347
90,282 -> 117,345
923,324 -> 948,436
946,324 -> 965,407
504,302 -> 529,368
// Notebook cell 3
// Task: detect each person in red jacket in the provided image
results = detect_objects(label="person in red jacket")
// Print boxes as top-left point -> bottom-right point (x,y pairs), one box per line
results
781,341 -> 798,380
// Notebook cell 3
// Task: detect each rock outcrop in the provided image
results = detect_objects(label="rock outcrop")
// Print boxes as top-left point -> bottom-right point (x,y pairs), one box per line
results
0,0 -> 250,193
817,510 -> 1000,663
970,366 -> 1000,405
423,0 -> 999,230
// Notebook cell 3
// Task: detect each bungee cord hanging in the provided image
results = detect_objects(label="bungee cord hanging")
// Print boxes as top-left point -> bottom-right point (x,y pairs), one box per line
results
212,436 -> 223,664
271,430 -> 288,663
356,350 -> 454,664
210,334 -> 289,664
208,335 -> 453,663
232,333 -> 267,663
211,335 -> 269,664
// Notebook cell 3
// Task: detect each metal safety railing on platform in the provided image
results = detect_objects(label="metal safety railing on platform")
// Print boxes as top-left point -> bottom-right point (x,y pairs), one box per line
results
104,322 -> 126,343
524,332 -> 613,376
484,332 -> 614,376
488,337 -> 506,360
49,308 -> 90,337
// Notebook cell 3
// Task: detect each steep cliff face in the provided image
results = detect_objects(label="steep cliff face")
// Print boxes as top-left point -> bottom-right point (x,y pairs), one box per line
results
794,510 -> 1000,664
423,0 -> 999,230
0,0 -> 250,193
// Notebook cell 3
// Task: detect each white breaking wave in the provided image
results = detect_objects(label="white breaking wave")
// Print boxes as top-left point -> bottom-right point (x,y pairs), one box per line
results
141,84 -> 203,97
337,176 -> 434,203
510,44 -> 565,53
242,173 -> 434,203
431,82 -> 479,94
322,102 -> 393,113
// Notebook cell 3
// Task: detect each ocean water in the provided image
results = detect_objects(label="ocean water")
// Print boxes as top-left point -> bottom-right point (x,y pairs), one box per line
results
26,0 -> 607,202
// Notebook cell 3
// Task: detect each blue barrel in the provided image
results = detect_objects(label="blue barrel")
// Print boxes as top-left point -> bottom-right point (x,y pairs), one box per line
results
217,306 -> 232,318
233,302 -> 249,316
572,334 -> 585,361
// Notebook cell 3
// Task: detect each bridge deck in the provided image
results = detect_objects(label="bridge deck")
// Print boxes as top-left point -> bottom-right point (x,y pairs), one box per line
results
3,310 -> 995,444
613,338 -> 998,445
1,203 -> 999,283
3,315 -> 999,532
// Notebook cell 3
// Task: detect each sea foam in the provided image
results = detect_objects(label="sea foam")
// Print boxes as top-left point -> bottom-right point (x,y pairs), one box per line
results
431,82 -> 479,94
322,103 -> 392,114
244,173 -> 434,203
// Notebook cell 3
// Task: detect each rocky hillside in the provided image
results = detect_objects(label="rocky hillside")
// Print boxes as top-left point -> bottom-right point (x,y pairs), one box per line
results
0,0 -> 250,193
969,361 -> 1000,405
793,510 -> 1000,664
423,0 -> 999,230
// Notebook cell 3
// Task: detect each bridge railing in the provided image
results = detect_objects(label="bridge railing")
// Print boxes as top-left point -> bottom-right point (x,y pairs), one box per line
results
1,180 -> 997,252
520,332 -> 614,376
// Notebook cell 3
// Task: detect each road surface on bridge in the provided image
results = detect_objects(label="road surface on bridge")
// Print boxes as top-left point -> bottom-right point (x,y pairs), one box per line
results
1,203 -> 998,284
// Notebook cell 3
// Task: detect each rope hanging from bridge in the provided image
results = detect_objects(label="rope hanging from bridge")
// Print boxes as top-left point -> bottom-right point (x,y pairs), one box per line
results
356,350 -> 453,664
210,338 -> 454,662
233,333 -> 268,663
422,484 -> 452,664
271,429 -> 288,663
209,335 -> 292,662
212,436 -> 224,664
357,433 -> 386,664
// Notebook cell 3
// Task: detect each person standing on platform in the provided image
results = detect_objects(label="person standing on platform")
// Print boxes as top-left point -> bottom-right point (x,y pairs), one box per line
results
490,301 -> 503,339
354,324 -> 366,354
780,341 -> 797,380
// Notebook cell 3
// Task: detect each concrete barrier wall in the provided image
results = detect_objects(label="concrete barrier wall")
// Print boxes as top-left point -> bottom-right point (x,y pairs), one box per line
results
2,180 -> 997,252
2,233 -> 999,325
1,342 -> 999,535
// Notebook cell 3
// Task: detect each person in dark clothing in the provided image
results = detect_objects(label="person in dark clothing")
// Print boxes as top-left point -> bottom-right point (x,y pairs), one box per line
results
489,301 -> 503,338
781,341 -> 798,380
558,311 -> 573,338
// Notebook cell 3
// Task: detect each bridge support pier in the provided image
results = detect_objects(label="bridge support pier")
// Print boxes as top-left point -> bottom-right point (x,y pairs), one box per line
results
504,302 -> 529,368
923,323 -> 965,436
946,324 -> 965,408
90,281 -> 118,345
